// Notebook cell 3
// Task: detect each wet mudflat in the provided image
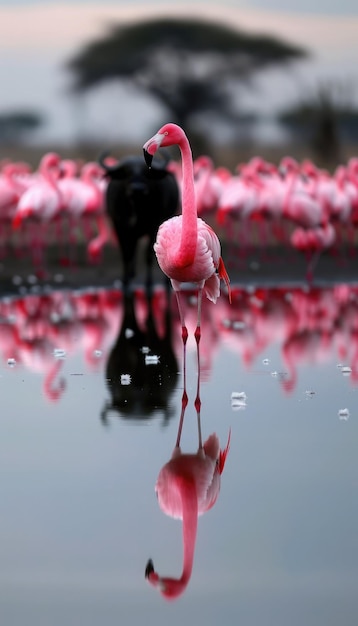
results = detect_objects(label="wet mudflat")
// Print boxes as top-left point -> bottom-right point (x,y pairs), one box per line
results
0,267 -> 357,625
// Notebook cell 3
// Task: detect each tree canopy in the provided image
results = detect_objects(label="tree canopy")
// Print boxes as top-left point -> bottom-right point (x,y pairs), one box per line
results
0,110 -> 44,144
278,81 -> 358,165
67,17 -> 307,149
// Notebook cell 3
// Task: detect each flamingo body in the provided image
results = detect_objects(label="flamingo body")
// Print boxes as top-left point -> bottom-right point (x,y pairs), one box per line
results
143,123 -> 230,304
156,432 -> 226,520
155,215 -> 223,302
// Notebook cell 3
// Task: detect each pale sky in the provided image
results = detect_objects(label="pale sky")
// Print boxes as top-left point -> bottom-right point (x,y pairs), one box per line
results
0,0 -> 357,14
0,0 -> 357,146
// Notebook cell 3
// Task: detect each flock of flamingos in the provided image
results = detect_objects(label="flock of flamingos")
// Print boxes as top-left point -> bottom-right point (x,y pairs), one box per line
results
1,146 -> 358,280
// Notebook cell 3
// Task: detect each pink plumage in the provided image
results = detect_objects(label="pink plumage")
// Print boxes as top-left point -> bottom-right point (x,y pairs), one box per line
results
143,123 -> 231,384
143,123 -> 231,306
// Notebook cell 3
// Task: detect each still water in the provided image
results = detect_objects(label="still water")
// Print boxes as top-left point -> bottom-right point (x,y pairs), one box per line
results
1,282 -> 357,625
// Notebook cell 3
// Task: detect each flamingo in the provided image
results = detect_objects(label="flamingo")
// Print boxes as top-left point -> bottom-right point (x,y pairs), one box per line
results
143,123 -> 231,386
145,375 -> 230,600
12,152 -> 63,227
12,152 -> 63,272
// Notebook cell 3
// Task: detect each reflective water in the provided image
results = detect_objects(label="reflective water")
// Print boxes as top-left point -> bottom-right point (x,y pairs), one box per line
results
1,283 -> 357,625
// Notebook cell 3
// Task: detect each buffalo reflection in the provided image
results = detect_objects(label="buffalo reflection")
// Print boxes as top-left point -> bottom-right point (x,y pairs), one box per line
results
145,326 -> 230,600
101,288 -> 179,424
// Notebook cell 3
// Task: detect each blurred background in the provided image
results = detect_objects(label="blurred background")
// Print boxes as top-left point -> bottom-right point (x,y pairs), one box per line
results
1,0 -> 358,170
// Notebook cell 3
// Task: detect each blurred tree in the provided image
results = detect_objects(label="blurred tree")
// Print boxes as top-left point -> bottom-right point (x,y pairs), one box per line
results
0,110 -> 44,144
278,81 -> 358,166
66,17 -> 307,154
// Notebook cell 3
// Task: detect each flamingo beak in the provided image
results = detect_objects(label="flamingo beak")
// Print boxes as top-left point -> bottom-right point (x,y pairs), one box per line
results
143,148 -> 153,169
145,559 -> 160,586
143,133 -> 165,168
145,559 -> 155,578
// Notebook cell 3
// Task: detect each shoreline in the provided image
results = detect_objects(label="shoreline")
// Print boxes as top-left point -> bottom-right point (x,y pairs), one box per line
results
1,242 -> 358,297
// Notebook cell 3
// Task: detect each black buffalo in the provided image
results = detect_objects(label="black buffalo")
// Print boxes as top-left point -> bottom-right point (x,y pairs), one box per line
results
98,152 -> 179,290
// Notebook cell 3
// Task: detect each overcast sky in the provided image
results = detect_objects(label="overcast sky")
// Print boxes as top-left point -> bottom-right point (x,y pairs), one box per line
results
0,0 -> 357,14
0,0 -> 357,147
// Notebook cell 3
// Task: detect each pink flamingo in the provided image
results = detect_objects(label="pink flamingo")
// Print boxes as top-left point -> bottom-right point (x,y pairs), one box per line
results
145,377 -> 230,600
60,161 -> 106,257
12,153 -> 62,227
193,155 -> 226,217
12,152 -> 63,272
290,222 -> 336,283
216,164 -> 262,263
143,123 -> 231,386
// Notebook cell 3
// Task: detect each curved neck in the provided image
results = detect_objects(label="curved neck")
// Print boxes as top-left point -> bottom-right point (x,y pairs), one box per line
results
161,477 -> 198,598
180,478 -> 198,585
40,158 -> 59,192
82,167 -> 103,206
178,137 -> 197,266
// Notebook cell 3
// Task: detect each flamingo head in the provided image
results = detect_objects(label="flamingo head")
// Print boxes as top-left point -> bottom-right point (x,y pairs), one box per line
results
145,559 -> 187,600
143,123 -> 185,167
279,156 -> 299,177
39,152 -> 62,179
12,209 -> 32,229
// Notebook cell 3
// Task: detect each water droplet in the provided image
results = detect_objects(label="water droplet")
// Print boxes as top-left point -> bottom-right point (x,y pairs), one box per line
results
231,391 -> 247,410
53,348 -> 66,359
27,274 -> 37,284
232,320 -> 246,330
145,354 -> 160,365
305,390 -> 315,398
124,328 -> 134,339
54,273 -> 64,283
7,357 -> 16,367
93,349 -> 102,358
271,371 -> 287,380
12,275 -> 22,286
262,358 -> 270,365
341,366 -> 352,376
121,374 -> 131,385
338,408 -> 350,421
141,346 -> 150,354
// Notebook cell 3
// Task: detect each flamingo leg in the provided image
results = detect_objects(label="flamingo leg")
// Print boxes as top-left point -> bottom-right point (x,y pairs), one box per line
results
194,288 -> 203,450
175,289 -> 189,394
306,249 -> 321,284
195,392 -> 203,451
194,287 -> 203,384
175,384 -> 189,448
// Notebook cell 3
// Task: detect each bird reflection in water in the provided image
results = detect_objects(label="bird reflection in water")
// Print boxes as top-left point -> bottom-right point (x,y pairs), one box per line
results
145,371 -> 231,599
101,287 -> 179,424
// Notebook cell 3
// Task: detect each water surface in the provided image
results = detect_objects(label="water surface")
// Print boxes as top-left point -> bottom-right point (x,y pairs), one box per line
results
1,283 -> 357,625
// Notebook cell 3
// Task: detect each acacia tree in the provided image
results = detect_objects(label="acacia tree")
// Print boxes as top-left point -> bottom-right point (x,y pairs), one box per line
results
0,110 -> 44,144
66,17 -> 307,151
278,81 -> 358,166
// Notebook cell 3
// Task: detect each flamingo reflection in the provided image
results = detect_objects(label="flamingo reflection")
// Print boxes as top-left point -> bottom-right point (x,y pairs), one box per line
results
101,287 -> 179,424
145,361 -> 230,599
